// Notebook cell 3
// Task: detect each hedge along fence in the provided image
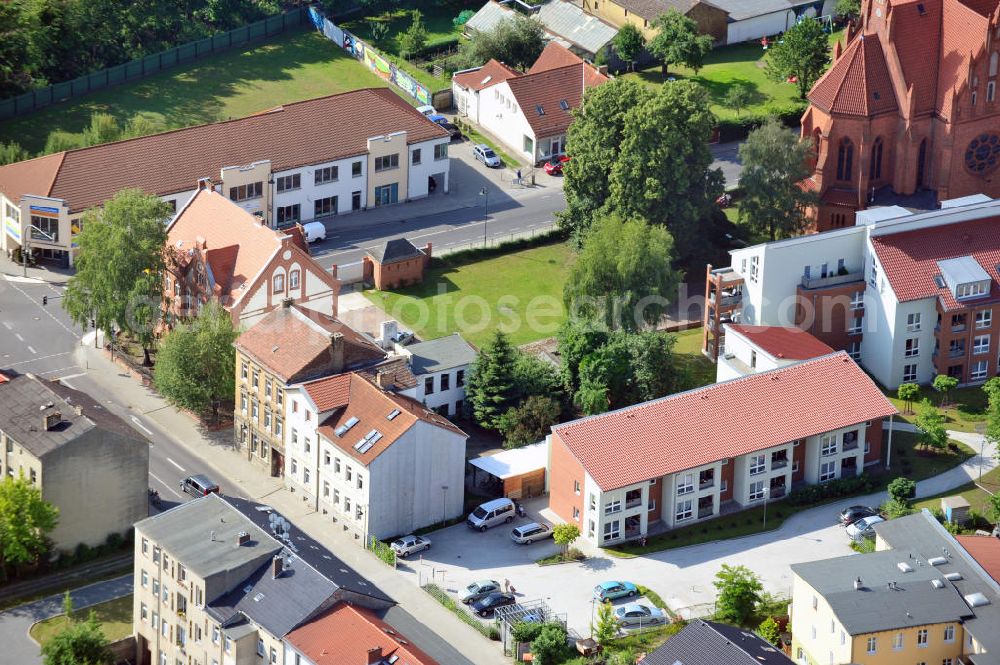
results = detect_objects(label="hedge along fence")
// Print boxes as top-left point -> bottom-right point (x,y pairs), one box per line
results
715,101 -> 809,143
0,7 -> 309,121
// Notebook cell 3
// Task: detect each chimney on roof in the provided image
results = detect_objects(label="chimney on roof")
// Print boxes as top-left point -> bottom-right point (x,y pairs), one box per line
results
379,320 -> 398,350
366,647 -> 384,665
854,576 -> 863,590
282,297 -> 294,309
73,405 -> 83,416
43,411 -> 62,431
376,371 -> 395,391
272,554 -> 284,579
329,332 -> 345,373
197,177 -> 213,191
236,531 -> 250,547
330,264 -> 338,280
196,235 -> 207,250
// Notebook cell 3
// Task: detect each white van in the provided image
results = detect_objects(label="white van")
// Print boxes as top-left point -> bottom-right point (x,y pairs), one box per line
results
301,221 -> 326,244
466,497 -> 516,532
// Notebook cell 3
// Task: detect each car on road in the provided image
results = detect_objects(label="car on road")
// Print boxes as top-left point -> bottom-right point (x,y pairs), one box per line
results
846,515 -> 885,541
614,603 -> 666,627
180,474 -> 220,497
460,579 -> 502,604
839,505 -> 880,527
473,144 -> 502,168
416,105 -> 436,116
511,522 -> 554,545
543,155 -> 571,175
390,534 -> 430,558
471,591 -> 516,617
593,580 -> 638,602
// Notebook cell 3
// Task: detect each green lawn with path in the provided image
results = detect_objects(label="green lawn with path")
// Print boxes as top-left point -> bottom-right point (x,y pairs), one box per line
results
913,465 -> 1000,520
885,385 -> 989,433
0,29 -> 388,155
30,595 -> 133,647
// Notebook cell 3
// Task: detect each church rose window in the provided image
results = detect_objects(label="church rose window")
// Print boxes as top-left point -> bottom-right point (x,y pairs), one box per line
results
965,133 -> 1000,175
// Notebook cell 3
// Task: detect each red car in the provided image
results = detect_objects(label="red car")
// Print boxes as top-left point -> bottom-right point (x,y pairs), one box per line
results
543,155 -> 571,175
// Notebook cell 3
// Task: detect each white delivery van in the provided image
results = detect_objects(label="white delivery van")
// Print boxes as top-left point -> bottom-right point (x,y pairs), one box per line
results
301,221 -> 326,244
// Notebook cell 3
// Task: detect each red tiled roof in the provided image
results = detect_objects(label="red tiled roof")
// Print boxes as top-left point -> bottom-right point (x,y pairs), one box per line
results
0,152 -> 64,204
453,59 -> 521,91
808,35 -> 897,116
506,62 -> 608,138
4,89 -> 447,213
821,187 -> 860,207
235,304 -> 384,382
885,0 -> 942,116
528,42 -> 583,74
303,373 -> 353,412
553,352 -> 897,491
285,603 -> 439,665
870,216 -> 1000,309
956,535 -> 1000,583
727,325 -> 834,360
935,0 -> 990,118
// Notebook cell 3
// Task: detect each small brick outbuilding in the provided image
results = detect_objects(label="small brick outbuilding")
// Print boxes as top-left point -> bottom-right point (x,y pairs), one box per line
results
363,238 -> 431,290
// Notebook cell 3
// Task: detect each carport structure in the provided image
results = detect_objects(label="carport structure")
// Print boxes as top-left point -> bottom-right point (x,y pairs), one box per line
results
468,442 -> 547,500
495,599 -> 566,657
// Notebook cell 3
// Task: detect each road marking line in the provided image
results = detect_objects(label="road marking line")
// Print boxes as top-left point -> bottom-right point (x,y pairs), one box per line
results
14,333 -> 23,341
4,279 -> 79,338
40,365 -> 82,375
2,321 -> 11,330
130,416 -> 154,436
167,457 -> 186,473
56,372 -> 87,382
27,345 -> 37,354
5,351 -> 71,367
149,472 -> 183,499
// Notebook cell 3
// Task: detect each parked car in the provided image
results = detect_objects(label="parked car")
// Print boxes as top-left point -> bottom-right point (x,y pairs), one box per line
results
839,505 -> 880,527
466,497 -> 516,531
460,579 -> 501,604
593,581 -> 638,602
471,591 -> 516,617
427,113 -> 449,125
473,144 -> 502,168
543,155 -> 571,175
300,221 -> 326,244
391,330 -> 414,345
390,534 -> 430,558
614,603 -> 667,627
846,515 -> 885,541
416,104 -> 436,116
180,474 -> 220,497
511,522 -> 554,545
440,122 -> 462,141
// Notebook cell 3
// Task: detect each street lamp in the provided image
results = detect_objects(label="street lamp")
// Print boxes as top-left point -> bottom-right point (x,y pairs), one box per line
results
441,485 -> 449,526
762,486 -> 770,530
975,422 -> 987,481
479,187 -> 489,245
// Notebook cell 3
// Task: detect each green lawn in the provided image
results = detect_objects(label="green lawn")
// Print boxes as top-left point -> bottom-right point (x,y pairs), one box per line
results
913,465 -> 1000,521
673,327 -> 716,388
626,29 -> 844,122
0,30 -> 388,155
30,595 -> 133,647
365,241 -> 576,348
885,385 -> 989,433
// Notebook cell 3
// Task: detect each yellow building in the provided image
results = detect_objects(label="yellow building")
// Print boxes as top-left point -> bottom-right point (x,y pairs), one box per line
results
580,0 -> 728,42
790,511 -> 1000,665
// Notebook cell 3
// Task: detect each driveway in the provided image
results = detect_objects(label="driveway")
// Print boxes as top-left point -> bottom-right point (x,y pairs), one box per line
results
0,574 -> 132,665
393,431 -> 997,637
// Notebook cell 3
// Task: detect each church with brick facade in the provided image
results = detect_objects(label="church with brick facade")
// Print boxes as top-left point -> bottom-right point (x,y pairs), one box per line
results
802,0 -> 1000,231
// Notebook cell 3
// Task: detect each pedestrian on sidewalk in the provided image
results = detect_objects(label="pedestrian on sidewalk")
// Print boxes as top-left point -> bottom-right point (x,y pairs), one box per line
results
503,578 -> 510,592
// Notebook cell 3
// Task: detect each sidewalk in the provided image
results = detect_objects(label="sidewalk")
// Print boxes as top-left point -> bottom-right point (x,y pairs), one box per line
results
0,574 -> 132,665
0,255 -> 72,285
72,340 -> 509,665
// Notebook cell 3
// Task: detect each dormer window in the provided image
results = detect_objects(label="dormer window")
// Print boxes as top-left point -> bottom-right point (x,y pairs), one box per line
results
957,281 -> 988,299
938,257 -> 991,301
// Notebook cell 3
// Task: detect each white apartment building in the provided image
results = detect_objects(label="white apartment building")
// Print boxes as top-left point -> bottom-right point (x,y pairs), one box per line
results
0,88 -> 450,267
283,372 -> 467,541
395,333 -> 477,417
704,195 -> 1000,388
717,324 -> 834,381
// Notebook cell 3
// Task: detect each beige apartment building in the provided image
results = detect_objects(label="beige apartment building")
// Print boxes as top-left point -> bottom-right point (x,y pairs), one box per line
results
0,372 -> 148,549
132,493 -> 393,665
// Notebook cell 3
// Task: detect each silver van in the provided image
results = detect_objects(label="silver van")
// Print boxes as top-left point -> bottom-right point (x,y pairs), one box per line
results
466,497 -> 515,532
180,474 -> 220,497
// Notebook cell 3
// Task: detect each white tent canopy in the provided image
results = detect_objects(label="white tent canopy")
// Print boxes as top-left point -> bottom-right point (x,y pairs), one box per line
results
469,441 -> 547,480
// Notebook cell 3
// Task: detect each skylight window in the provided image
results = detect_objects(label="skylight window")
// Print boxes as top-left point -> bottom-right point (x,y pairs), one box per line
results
536,104 -> 545,116
354,429 -> 383,454
334,416 -> 360,437
917,2 -> 926,15
387,408 -> 401,421
559,99 -> 570,110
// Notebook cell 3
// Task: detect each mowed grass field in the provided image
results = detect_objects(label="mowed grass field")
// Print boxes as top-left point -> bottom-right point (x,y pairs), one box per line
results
0,29 -> 388,155
29,595 -> 133,647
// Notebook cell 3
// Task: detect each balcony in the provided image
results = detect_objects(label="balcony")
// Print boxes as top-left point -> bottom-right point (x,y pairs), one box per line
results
769,487 -> 786,500
699,479 -> 715,490
800,271 -> 864,290
842,440 -> 859,452
625,497 -> 644,510
770,458 -> 788,470
952,324 -> 967,333
698,506 -> 714,519
949,347 -> 966,359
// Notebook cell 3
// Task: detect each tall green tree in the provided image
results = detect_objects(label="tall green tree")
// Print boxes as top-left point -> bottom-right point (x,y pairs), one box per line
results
612,23 -> 645,71
835,0 -> 861,18
897,383 -> 920,414
574,331 -> 684,414
0,475 -> 59,581
63,189 -> 170,364
713,564 -> 763,625
983,377 -> 1000,461
887,476 -> 916,503
497,395 -> 561,449
563,215 -> 680,332
932,374 -> 959,406
463,13 -> 545,70
81,112 -> 122,146
399,9 -> 428,58
41,610 -> 113,665
738,118 -> 817,240
765,17 -> 831,99
153,302 -> 237,421
592,600 -> 618,646
608,81 -> 724,263
914,399 -> 948,452
647,9 -> 713,76
724,84 -> 752,118
0,141 -> 28,166
467,329 -> 519,429
556,319 -> 610,394
757,616 -> 782,646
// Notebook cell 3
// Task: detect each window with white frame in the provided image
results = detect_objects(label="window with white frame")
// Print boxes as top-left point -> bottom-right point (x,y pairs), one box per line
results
589,493 -> 596,512
907,312 -> 921,331
905,338 -> 919,357
917,628 -> 928,646
276,174 -> 301,192
604,499 -> 622,515
850,290 -> 864,310
943,625 -> 955,642
974,334 -> 990,355
603,520 -> 620,541
677,473 -> 694,495
749,455 -> 766,475
903,363 -> 918,382
976,309 -> 992,329
971,360 -> 989,380
748,480 -> 765,501
675,499 -> 693,521
848,341 -> 861,360
958,282 -> 987,299
870,259 -> 879,288
866,636 -> 876,654
820,461 -> 837,482
821,434 -> 838,456
749,256 -> 759,283
847,317 -> 863,334
315,166 -> 338,184
892,633 -> 903,650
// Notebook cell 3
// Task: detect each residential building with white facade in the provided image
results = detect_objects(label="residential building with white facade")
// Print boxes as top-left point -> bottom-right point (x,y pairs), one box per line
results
395,333 -> 477,417
548,352 -> 896,547
283,372 -> 467,541
717,324 -> 834,381
0,88 -> 450,267
703,196 -> 1000,388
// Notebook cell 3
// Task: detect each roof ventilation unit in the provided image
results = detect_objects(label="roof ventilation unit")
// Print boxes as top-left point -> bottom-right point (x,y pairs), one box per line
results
945,572 -> 963,581
965,592 -> 990,608
931,579 -> 944,589
897,562 -> 914,573
928,556 -> 948,566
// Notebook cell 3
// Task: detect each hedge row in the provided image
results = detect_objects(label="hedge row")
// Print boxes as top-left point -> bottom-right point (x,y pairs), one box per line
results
716,102 -> 809,143
786,473 -> 878,506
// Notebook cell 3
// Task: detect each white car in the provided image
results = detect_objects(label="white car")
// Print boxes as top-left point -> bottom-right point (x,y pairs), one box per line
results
615,603 -> 667,627
460,579 -> 502,604
473,143 -> 502,168
846,515 -> 885,541
416,104 -> 436,116
390,534 -> 431,557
